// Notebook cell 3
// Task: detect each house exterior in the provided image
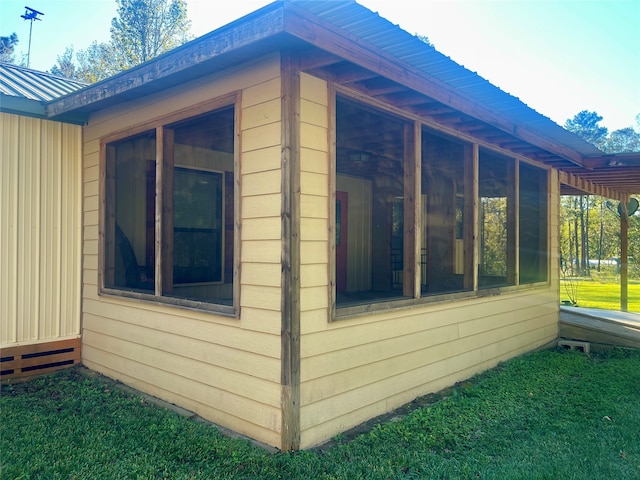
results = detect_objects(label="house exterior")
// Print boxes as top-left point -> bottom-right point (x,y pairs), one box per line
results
1,63 -> 85,378
3,1 -> 640,450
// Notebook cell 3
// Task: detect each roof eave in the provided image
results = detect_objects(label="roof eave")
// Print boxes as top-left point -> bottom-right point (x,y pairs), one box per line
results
1,94 -> 45,118
45,0 -> 608,173
45,2 -> 288,121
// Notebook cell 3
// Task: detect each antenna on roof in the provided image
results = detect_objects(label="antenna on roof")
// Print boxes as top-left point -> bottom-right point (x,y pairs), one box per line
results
21,6 -> 44,68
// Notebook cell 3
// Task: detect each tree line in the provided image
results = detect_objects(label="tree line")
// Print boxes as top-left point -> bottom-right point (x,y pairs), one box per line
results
562,111 -> 640,279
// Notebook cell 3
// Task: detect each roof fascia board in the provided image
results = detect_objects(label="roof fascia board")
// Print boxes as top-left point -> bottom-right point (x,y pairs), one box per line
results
0,94 -> 87,124
280,3 -> 587,168
45,4 -> 287,118
0,94 -> 45,118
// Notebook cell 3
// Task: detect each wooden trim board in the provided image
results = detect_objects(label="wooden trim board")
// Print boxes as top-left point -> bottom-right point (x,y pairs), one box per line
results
1,338 -> 81,380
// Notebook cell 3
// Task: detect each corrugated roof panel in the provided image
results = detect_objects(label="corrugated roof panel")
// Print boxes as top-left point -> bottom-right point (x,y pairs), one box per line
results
297,0 -> 604,157
0,62 -> 87,102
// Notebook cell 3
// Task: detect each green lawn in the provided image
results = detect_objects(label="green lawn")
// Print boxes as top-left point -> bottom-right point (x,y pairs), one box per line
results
561,277 -> 640,312
2,348 -> 639,479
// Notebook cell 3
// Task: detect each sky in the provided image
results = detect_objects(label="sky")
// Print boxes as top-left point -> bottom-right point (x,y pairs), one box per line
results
1,0 -> 638,132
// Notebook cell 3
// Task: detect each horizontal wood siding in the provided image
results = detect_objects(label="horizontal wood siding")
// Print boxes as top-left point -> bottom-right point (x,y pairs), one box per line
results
0,113 -> 81,347
299,72 -> 330,316
300,289 -> 558,447
297,76 -> 561,448
81,55 -> 284,448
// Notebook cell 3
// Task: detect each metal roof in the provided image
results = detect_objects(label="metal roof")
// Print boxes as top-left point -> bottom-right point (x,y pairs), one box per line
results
0,61 -> 87,102
299,1 -> 605,158
41,0 -> 640,194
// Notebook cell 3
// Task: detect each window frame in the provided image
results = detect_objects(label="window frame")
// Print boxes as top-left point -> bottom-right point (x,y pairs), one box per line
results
98,94 -> 240,316
330,92 -> 418,319
330,88 -> 551,321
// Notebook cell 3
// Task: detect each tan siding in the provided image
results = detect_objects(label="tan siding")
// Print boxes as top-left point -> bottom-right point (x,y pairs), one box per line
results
242,193 -> 281,218
242,217 -> 281,240
300,290 -> 558,447
298,72 -> 330,333
241,146 -> 281,174
0,113 -> 81,347
80,55 -> 285,449
242,98 -> 281,131
82,345 -> 282,447
300,147 -> 329,175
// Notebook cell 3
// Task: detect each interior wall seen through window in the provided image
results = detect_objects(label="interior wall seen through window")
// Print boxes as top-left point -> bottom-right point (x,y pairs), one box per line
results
104,106 -> 235,307
335,97 -> 409,307
421,128 -> 471,295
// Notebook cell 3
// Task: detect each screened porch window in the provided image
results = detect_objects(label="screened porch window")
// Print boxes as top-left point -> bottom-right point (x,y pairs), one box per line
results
479,150 -> 516,288
332,95 -> 549,315
421,128 -> 472,295
519,162 -> 548,284
103,105 -> 235,309
335,96 -> 412,307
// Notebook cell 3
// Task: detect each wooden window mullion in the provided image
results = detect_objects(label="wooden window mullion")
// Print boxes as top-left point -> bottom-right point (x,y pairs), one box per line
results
464,143 -> 479,291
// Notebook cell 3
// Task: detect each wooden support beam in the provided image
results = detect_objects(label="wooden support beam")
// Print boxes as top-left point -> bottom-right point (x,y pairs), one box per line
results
281,4 -> 591,167
299,49 -> 343,69
160,127 -> 174,294
620,198 -> 629,312
280,49 -> 301,452
464,143 -> 479,290
506,159 -> 518,285
558,171 -> 623,201
403,122 -> 419,298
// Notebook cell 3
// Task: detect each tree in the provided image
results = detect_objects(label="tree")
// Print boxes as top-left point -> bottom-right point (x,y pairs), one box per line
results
50,47 -> 78,79
0,33 -> 19,63
564,110 -> 608,148
50,0 -> 191,83
602,127 -> 640,154
76,42 -> 120,83
110,0 -> 191,71
416,34 -> 432,47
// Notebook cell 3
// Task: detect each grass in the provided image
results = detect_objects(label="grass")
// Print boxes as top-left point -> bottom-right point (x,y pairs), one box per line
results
560,275 -> 640,311
2,348 -> 640,479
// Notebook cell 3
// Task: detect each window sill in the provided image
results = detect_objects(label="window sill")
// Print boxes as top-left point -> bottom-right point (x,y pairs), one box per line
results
333,281 -> 551,322
99,287 -> 237,318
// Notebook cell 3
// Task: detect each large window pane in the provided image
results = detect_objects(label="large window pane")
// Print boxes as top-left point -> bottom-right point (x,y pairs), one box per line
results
479,150 -> 515,288
519,163 -> 548,283
104,105 -> 235,309
173,167 -> 223,284
335,97 -> 409,306
421,129 -> 471,295
168,108 -> 235,304
105,131 -> 156,293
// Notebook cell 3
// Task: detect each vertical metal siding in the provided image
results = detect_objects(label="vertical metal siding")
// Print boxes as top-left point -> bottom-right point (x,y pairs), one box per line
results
0,112 -> 81,346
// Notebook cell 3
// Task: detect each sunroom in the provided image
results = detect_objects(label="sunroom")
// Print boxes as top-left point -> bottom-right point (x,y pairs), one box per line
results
38,0 -> 640,451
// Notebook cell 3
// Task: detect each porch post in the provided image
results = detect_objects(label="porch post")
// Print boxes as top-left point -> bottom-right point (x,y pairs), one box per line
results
620,199 -> 629,312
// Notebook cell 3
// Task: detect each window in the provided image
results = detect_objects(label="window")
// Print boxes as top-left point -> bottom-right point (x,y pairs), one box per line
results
332,95 -> 549,314
479,150 -> 516,288
421,128 -> 472,295
103,105 -> 236,309
335,97 -> 412,307
519,162 -> 548,284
